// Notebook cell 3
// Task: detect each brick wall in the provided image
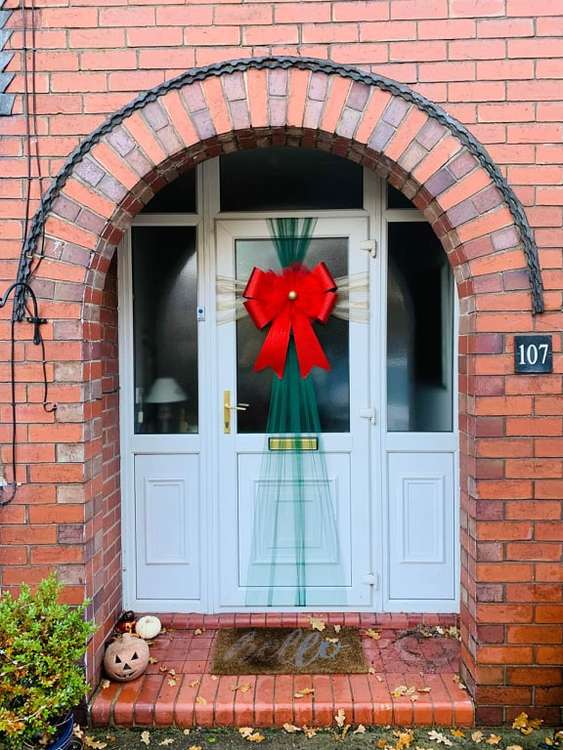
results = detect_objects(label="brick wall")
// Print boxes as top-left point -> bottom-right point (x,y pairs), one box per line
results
0,0 -> 561,724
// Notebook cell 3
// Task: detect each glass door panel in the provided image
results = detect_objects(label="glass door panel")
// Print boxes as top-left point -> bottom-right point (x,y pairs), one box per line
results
235,237 -> 350,434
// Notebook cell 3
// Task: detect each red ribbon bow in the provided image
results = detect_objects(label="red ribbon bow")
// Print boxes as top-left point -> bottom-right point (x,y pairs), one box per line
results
243,262 -> 337,379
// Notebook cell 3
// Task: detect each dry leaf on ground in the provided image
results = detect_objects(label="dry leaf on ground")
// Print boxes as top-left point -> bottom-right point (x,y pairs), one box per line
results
140,731 -> 151,746
486,735 -> 502,746
294,688 -> 315,698
282,723 -> 301,733
309,616 -> 326,632
334,708 -> 346,727
232,683 -> 252,693
84,738 -> 107,750
427,729 -> 453,746
365,628 -> 381,640
195,696 -> 207,705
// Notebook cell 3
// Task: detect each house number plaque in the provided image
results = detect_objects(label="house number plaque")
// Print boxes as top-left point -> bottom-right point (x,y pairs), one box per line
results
514,335 -> 553,374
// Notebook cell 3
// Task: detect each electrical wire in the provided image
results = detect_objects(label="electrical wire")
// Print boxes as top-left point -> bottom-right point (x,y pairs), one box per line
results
0,2 -> 54,506
0,283 -> 54,507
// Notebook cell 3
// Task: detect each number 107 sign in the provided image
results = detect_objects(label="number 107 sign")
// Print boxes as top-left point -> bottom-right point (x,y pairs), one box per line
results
514,335 -> 553,374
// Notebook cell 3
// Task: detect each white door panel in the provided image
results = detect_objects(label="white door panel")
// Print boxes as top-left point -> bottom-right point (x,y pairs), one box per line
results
387,452 -> 455,602
134,453 -> 201,601
217,218 -> 373,609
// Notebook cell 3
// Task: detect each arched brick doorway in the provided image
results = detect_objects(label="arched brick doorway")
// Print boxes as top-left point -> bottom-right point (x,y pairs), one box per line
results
11,58 -> 552,722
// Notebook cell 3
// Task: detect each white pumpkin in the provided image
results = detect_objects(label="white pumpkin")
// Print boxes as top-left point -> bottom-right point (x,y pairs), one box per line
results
135,615 -> 161,640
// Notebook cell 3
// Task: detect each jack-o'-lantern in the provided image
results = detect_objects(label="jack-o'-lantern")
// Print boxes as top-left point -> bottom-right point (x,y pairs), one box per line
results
103,633 -> 149,682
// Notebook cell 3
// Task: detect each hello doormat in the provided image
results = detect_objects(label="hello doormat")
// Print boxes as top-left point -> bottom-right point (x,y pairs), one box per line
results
212,627 -> 368,675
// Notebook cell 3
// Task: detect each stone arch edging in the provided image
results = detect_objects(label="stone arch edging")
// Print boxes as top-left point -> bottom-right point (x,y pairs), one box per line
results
15,54 -> 544,319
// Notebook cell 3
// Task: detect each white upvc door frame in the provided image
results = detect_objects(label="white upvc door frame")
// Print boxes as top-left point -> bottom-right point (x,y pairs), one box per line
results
118,158 -> 459,613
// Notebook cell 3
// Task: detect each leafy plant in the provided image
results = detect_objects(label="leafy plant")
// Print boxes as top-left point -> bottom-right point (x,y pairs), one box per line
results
0,574 -> 96,748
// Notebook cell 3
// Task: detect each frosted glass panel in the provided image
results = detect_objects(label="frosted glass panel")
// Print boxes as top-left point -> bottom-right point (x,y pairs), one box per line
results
387,222 -> 453,432
132,226 -> 198,434
236,237 -> 350,433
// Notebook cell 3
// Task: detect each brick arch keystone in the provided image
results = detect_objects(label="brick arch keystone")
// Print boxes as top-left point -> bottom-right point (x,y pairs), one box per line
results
7,57 -> 549,709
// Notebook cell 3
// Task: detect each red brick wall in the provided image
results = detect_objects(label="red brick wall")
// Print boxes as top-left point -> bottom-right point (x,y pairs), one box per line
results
0,0 -> 561,724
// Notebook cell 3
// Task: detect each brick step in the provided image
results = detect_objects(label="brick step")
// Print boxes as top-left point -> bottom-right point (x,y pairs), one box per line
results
90,617 -> 473,729
90,671 -> 474,728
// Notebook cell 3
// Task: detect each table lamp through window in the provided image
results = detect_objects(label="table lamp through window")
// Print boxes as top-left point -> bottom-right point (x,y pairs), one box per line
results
145,377 -> 188,433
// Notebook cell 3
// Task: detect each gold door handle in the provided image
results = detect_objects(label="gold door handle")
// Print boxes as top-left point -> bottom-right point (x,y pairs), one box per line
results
223,391 -> 248,433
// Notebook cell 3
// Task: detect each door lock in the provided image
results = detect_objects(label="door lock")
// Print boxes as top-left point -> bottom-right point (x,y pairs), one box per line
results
223,390 -> 249,433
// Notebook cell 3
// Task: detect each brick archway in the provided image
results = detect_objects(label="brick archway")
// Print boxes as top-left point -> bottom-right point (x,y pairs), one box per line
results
11,57 -> 556,723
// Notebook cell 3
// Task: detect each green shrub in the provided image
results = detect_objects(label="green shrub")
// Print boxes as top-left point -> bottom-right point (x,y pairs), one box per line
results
0,574 -> 96,748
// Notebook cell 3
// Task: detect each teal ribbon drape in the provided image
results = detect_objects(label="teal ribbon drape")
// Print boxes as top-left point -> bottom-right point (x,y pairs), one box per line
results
245,218 -> 344,607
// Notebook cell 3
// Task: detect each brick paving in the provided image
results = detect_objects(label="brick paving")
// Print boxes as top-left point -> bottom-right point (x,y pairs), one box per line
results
90,613 -> 473,728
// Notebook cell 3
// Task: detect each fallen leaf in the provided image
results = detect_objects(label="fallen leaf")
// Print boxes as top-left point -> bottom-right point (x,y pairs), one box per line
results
282,723 -> 301,733
303,726 -> 317,738
211,675 -> 218,681
195,696 -> 207,705
84,738 -> 107,750
368,667 -> 376,675
168,669 -> 176,677
471,730 -> 484,743
233,683 -> 252,693
188,680 -> 200,688
452,674 -> 467,690
148,657 -> 158,664
353,724 -> 366,734
418,687 -> 431,693
451,728 -> 465,738
506,746 -> 524,750
394,729 -> 414,749
334,708 -> 346,728
427,730 -> 452,747
391,685 -> 417,698
73,725 -> 85,740
376,675 -> 383,682
193,628 -> 204,636
486,735 -> 502,746
333,624 -> 341,633
158,740 -> 175,747
238,727 -> 265,743
182,729 -> 190,735
140,731 -> 151,746
325,637 -> 339,644
187,746 -> 201,750
365,628 -> 381,640
294,688 -> 315,698
167,679 -> 177,687
376,740 -> 387,750
159,665 -> 168,673
100,679 -> 111,690
309,616 -> 326,632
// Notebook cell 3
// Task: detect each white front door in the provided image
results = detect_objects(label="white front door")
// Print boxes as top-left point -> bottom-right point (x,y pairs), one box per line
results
119,157 -> 460,615
215,218 -> 374,609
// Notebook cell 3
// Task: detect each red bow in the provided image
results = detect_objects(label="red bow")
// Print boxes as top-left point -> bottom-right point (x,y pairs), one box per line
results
243,262 -> 337,379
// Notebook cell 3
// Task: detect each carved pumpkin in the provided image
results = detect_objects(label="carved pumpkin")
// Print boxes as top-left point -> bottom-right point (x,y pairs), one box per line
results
135,615 -> 161,640
103,633 -> 149,682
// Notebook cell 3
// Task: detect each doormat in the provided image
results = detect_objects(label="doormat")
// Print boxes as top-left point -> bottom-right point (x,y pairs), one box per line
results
212,627 -> 368,675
